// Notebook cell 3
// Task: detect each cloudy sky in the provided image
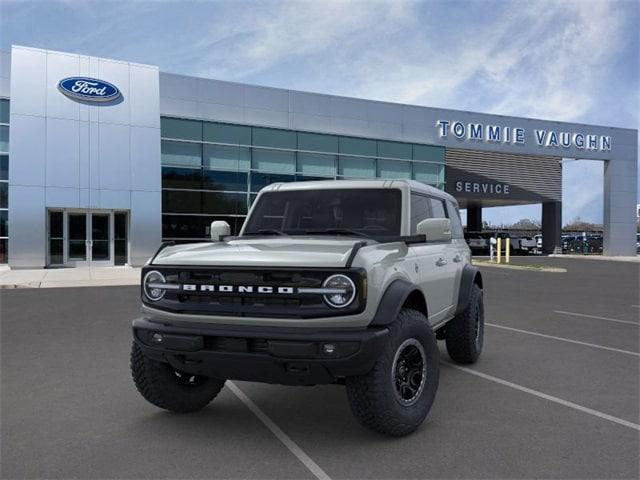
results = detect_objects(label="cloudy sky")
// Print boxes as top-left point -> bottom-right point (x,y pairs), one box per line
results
1,0 -> 638,225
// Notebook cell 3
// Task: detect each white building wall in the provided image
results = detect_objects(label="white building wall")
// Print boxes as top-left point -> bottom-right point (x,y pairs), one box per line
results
8,46 -> 161,267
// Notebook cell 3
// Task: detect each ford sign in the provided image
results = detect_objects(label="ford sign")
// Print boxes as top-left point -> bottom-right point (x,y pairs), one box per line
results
57,77 -> 121,102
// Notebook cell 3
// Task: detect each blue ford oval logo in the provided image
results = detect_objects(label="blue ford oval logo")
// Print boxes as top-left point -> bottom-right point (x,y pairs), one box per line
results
58,77 -> 121,102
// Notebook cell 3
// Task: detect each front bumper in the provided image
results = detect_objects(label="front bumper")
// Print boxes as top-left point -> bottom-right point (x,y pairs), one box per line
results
132,318 -> 389,386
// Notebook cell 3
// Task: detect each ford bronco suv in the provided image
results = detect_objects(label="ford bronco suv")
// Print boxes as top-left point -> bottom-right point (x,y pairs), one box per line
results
131,180 -> 484,436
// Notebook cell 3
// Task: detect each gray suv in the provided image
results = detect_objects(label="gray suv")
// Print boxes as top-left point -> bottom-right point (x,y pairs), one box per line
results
131,180 -> 484,436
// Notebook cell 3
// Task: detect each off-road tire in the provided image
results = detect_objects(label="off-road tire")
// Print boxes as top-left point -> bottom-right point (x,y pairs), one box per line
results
445,284 -> 484,363
131,342 -> 225,413
345,309 -> 439,436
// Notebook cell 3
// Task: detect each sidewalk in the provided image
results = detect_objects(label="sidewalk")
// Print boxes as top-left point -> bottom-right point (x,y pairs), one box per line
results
0,266 -> 141,289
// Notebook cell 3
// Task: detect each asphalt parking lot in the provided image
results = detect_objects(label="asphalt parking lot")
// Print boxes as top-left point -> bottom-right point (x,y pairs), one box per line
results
1,257 -> 639,479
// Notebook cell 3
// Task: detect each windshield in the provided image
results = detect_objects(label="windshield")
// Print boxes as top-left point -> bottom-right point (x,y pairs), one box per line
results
242,188 -> 402,239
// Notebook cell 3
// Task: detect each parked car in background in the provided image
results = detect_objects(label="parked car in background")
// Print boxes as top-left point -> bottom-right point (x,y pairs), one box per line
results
464,231 -> 489,254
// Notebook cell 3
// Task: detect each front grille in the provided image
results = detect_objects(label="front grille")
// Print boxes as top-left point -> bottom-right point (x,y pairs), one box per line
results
142,266 -> 366,319
205,336 -> 269,354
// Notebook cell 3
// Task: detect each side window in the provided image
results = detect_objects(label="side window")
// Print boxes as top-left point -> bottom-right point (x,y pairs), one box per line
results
446,201 -> 464,239
428,198 -> 447,219
410,194 -> 430,234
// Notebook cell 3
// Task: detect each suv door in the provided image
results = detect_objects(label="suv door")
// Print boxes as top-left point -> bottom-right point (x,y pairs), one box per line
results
445,200 -> 468,310
409,193 -> 458,325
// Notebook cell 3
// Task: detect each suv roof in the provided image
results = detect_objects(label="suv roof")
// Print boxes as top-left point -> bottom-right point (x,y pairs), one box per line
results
261,179 -> 458,206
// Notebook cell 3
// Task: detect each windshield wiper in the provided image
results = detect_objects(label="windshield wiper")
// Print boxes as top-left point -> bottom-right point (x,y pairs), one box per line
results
243,229 -> 288,236
304,228 -> 371,238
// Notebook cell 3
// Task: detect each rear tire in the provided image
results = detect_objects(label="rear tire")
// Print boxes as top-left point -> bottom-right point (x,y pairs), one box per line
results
131,342 -> 225,413
445,284 -> 484,364
345,309 -> 439,436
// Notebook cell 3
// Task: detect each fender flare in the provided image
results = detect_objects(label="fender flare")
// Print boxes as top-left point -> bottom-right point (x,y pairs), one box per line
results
455,264 -> 483,315
370,279 -> 423,326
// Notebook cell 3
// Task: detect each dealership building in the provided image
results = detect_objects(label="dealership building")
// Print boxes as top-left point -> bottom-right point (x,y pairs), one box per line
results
0,45 -> 637,268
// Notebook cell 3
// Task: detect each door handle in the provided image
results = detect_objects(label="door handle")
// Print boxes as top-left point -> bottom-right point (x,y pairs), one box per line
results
436,257 -> 447,267
453,254 -> 463,263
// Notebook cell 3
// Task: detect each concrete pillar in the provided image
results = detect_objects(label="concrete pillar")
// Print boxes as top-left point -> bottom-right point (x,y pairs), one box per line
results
542,201 -> 562,254
603,154 -> 637,256
467,205 -> 483,232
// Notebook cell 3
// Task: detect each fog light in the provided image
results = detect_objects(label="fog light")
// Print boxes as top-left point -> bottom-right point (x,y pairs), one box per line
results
323,343 -> 336,354
152,333 -> 163,344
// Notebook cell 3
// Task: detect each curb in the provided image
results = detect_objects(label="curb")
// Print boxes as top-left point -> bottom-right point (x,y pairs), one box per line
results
472,260 -> 567,273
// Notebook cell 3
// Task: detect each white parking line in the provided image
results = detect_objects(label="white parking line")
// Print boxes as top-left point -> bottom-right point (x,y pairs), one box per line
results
444,362 -> 640,431
554,310 -> 639,326
486,323 -> 640,357
227,381 -> 331,480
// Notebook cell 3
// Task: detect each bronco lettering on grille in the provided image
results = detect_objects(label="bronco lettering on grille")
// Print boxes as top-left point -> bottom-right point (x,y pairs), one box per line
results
181,284 -> 296,294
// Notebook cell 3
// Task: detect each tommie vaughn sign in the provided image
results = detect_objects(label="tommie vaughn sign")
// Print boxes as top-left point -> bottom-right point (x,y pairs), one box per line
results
436,120 -> 612,152
58,77 -> 121,102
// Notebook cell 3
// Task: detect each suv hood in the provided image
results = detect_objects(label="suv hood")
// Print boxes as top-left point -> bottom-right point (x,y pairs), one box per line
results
152,237 -> 366,268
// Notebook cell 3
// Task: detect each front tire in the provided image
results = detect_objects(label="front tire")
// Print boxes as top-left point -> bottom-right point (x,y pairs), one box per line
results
345,309 -> 439,436
131,342 -> 225,413
445,283 -> 484,363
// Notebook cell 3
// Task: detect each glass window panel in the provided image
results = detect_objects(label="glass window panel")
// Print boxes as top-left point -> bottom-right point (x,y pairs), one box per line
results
0,210 -> 7,237
163,215 -> 209,239
162,167 -> 202,189
48,211 -> 63,238
0,182 -> 7,208
203,144 -> 250,171
252,127 -> 296,149
413,163 -> 443,185
203,122 -> 251,145
378,141 -> 411,160
49,239 -> 62,265
446,201 -> 464,239
296,175 -> 331,182
0,99 -> 9,124
413,144 -> 445,163
114,212 -> 128,265
0,126 -> 8,153
252,148 -> 295,173
0,237 -> 6,263
338,156 -> 376,178
378,159 -> 411,179
410,195 -> 431,234
0,238 -> 6,263
297,152 -> 336,177
202,192 -> 247,215
0,155 -> 7,181
250,172 -> 295,193
202,170 -> 248,192
429,198 -> 447,219
162,190 -> 202,214
114,213 -> 127,240
244,189 -> 402,238
161,117 -> 202,141
161,141 -> 201,167
162,215 -> 242,239
68,214 -> 86,260
339,137 -> 376,157
297,132 -> 338,153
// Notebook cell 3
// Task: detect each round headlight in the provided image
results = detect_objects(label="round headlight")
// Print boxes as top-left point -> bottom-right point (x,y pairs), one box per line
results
143,270 -> 166,302
323,274 -> 356,308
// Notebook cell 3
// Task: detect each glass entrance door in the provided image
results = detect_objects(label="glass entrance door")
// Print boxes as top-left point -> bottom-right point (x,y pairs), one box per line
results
67,213 -> 88,265
47,210 -> 129,267
90,213 -> 112,265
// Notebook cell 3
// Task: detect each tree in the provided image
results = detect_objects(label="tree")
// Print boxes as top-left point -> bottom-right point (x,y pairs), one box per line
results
563,216 -> 602,232
510,218 -> 541,230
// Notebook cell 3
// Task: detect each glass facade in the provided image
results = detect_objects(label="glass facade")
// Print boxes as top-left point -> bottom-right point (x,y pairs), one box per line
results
160,117 -> 446,241
0,99 -> 8,263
